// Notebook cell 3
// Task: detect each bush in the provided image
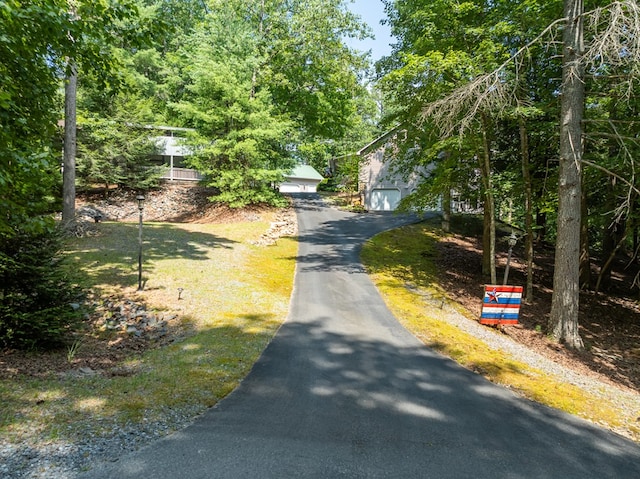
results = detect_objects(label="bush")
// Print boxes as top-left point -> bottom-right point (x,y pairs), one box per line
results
317,177 -> 337,192
0,224 -> 83,350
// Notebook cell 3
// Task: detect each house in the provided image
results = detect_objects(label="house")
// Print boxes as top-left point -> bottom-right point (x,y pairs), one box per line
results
279,164 -> 324,193
149,126 -> 202,182
357,129 -> 426,211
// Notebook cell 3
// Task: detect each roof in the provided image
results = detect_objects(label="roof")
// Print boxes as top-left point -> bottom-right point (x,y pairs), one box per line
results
357,126 -> 403,156
285,164 -> 324,181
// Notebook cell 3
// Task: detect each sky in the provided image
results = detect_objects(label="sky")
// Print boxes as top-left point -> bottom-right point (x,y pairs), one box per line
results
346,0 -> 394,61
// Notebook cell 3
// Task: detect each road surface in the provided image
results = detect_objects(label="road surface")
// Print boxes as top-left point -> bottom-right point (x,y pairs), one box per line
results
80,194 -> 640,478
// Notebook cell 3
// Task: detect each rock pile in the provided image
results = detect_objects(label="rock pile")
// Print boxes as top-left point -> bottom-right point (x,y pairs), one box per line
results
96,298 -> 177,341
76,185 -> 267,224
76,185 -> 215,222
251,206 -> 297,246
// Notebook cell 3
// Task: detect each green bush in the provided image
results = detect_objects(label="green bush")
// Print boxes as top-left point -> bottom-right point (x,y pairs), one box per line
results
0,224 -> 83,350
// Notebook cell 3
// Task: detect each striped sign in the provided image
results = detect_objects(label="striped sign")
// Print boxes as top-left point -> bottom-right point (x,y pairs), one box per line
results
480,285 -> 523,325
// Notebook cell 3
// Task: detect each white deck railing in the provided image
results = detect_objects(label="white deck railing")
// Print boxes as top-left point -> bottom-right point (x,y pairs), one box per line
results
161,167 -> 203,181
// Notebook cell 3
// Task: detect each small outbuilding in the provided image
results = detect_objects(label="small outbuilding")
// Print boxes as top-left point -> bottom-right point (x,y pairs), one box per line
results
279,164 -> 324,193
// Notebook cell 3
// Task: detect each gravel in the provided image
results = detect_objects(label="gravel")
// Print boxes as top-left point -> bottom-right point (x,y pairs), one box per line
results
415,287 -> 640,439
1,405 -> 205,479
3,272 -> 638,478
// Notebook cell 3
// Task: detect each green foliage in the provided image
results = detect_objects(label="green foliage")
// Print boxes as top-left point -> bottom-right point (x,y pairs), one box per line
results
212,169 -> 289,208
0,225 -> 83,350
0,0 -> 73,237
378,0 -> 566,239
76,117 -> 163,191
0,0 -> 93,346
259,0 -> 370,138
165,7 -> 295,207
1,0 -> 146,229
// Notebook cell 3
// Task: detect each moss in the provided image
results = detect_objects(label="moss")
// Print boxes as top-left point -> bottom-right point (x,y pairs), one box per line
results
1,214 -> 297,444
362,222 -> 634,442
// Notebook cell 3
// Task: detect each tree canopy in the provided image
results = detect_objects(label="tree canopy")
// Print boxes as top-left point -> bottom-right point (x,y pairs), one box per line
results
378,0 -> 640,348
6,0 -> 640,350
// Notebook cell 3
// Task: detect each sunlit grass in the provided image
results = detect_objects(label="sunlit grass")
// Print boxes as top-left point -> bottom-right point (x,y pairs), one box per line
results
1,214 -> 296,445
362,222 -> 639,442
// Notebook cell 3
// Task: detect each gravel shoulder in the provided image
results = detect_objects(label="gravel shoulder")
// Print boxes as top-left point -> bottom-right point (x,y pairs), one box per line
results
417,291 -> 640,441
3,195 -> 638,478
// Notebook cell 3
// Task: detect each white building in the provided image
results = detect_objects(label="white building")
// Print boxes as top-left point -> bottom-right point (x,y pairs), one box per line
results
279,165 -> 325,193
150,126 -> 202,182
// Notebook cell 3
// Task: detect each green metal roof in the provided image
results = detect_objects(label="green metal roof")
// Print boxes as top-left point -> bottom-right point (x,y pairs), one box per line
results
286,164 -> 324,181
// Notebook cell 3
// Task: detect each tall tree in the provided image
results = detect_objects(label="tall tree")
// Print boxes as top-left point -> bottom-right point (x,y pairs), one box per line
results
160,0 -> 371,206
0,0 -> 74,235
548,0 -> 585,348
60,0 -> 143,220
62,64 -> 78,224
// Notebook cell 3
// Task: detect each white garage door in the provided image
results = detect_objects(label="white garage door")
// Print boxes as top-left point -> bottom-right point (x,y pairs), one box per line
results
279,182 -> 317,193
370,189 -> 401,211
279,183 -> 301,193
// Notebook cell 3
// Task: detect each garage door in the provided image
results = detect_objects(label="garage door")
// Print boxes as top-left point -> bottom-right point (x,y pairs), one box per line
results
279,183 -> 302,193
370,189 -> 401,211
280,182 -> 319,193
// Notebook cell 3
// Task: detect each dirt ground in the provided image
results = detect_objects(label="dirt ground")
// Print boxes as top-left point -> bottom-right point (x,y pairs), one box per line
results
435,225 -> 640,395
3,188 -> 639,400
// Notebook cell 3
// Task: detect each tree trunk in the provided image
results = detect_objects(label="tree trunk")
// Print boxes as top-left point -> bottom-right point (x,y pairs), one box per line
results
442,187 -> 451,233
62,63 -> 77,225
480,115 -> 496,284
579,169 -> 591,290
633,197 -> 639,265
519,117 -> 535,302
598,98 -> 622,291
599,176 -> 618,291
596,221 -> 628,293
549,0 -> 585,349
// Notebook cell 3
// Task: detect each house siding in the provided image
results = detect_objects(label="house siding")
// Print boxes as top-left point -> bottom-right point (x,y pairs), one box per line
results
358,132 -> 425,211
279,165 -> 324,193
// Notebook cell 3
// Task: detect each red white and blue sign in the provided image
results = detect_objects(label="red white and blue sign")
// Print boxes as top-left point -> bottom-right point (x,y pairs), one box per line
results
480,285 -> 523,325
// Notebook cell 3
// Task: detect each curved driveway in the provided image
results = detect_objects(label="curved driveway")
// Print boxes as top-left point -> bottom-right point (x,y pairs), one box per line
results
81,194 -> 640,478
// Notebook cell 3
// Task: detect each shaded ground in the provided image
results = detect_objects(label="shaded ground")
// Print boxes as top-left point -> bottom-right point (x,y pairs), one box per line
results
435,215 -> 640,394
1,185 -> 288,380
3,194 -> 639,400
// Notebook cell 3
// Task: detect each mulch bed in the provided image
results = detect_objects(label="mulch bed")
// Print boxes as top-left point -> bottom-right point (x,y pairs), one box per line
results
434,230 -> 640,393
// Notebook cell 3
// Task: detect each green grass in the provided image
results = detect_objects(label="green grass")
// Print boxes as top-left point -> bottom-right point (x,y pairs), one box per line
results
1,217 -> 297,444
361,222 -> 640,442
4,213 -> 637,447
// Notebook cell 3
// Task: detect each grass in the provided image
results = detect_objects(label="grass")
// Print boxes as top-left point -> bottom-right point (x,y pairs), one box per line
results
0,214 -> 297,445
361,221 -> 639,442
3,210 -> 637,449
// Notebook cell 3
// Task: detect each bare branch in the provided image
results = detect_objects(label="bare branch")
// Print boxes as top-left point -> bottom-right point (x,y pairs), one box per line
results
585,0 -> 640,99
420,17 -> 567,137
580,158 -> 640,197
420,1 -> 640,136
422,71 -> 517,137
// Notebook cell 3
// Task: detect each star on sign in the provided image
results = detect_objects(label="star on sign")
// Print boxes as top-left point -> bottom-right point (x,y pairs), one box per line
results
487,288 -> 500,303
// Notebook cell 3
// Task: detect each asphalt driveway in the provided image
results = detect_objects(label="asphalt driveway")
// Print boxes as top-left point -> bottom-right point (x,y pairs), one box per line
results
80,194 -> 640,478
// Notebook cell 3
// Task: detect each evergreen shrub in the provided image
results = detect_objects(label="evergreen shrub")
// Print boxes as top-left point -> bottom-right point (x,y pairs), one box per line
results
0,224 -> 83,350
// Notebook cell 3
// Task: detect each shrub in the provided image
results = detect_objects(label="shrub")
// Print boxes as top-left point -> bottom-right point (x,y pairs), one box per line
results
0,224 -> 83,350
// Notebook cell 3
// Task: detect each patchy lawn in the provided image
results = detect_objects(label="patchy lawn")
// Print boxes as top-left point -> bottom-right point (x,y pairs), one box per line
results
0,205 -> 297,447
